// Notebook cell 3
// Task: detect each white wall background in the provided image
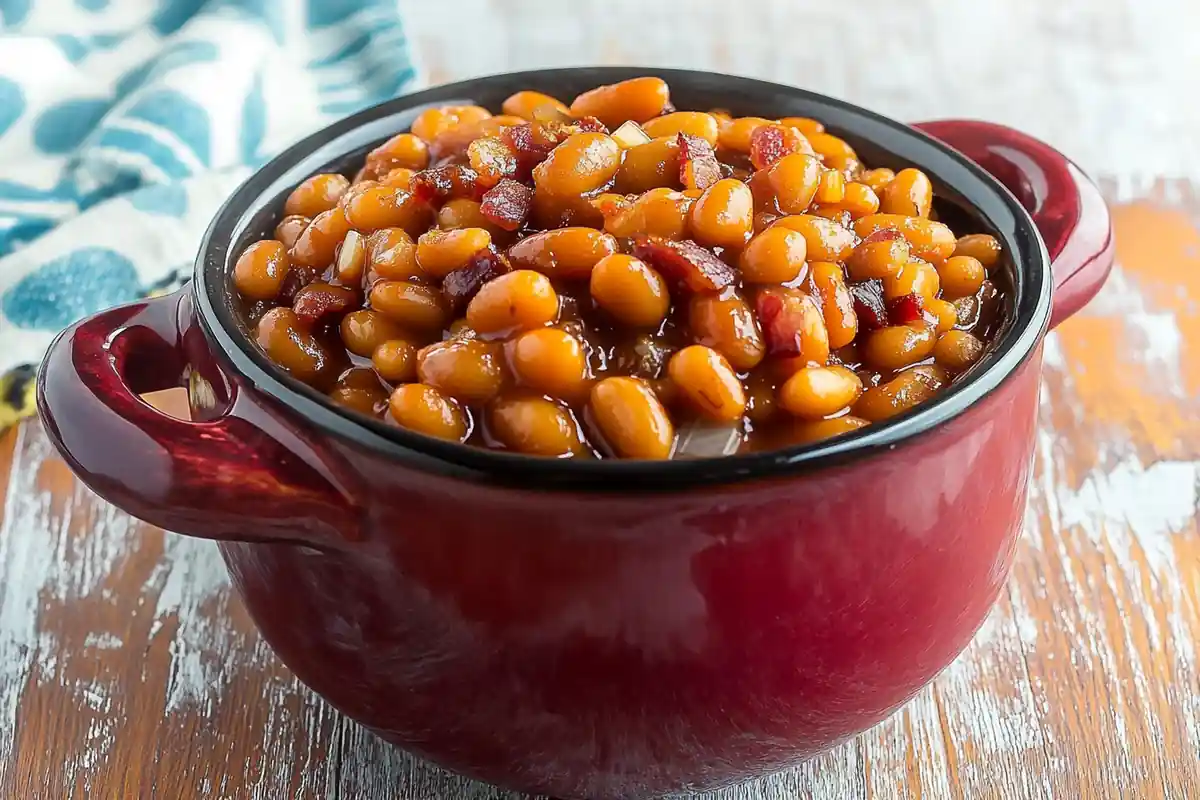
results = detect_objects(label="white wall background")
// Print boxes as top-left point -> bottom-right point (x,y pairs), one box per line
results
403,0 -> 1200,184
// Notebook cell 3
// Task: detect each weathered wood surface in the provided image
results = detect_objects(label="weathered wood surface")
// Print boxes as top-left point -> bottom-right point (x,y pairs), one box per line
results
0,185 -> 1196,798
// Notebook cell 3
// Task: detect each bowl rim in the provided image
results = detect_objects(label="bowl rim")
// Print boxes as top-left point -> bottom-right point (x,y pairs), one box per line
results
194,66 -> 1051,492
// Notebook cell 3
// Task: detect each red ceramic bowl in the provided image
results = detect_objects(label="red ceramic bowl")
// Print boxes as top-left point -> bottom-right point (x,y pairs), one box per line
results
36,68 -> 1113,799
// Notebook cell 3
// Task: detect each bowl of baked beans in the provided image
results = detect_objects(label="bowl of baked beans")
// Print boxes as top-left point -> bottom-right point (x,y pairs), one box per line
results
39,68 -> 1113,798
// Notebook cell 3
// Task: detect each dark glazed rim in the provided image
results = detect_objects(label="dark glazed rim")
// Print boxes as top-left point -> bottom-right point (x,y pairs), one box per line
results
195,67 -> 1051,491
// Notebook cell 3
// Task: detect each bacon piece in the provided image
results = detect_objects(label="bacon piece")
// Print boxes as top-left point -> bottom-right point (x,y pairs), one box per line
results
480,179 -> 534,231
630,236 -> 735,293
573,116 -> 609,133
886,292 -> 926,325
677,133 -> 721,191
749,124 -> 808,170
849,280 -> 888,331
292,281 -> 357,325
442,248 -> 511,312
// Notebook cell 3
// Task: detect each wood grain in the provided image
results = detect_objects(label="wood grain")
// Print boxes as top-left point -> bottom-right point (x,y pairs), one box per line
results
0,183 -> 1196,798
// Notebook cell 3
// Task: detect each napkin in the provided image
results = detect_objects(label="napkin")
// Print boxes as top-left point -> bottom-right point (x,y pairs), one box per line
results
0,0 -> 419,427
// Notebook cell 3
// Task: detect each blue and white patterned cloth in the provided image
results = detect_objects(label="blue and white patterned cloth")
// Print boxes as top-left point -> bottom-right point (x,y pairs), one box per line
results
0,0 -> 418,424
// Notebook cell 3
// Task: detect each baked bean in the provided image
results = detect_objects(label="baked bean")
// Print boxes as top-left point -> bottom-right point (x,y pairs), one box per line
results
569,77 -> 671,127
762,288 -> 831,373
744,371 -> 778,424
667,346 -> 746,422
838,182 -> 881,218
371,339 -> 418,383
807,132 -> 857,162
853,365 -> 948,422
613,136 -> 681,193
234,240 -> 290,300
275,215 -> 310,251
933,330 -> 985,372
779,366 -> 863,420
739,227 -> 807,284
879,168 -> 933,218
340,310 -> 406,357
853,214 -> 956,263
532,132 -> 621,197
937,255 -> 986,299
808,261 -> 857,348
369,280 -> 449,331
778,116 -> 825,135
590,254 -> 670,327
329,367 -> 388,416
860,168 -> 896,194
380,167 -> 416,190
772,214 -> 857,261
926,298 -> 959,334
781,415 -> 869,445
284,173 -> 350,218
467,137 -> 519,188
808,206 -> 851,225
438,198 -> 507,237
490,396 -> 586,456
642,112 -> 721,144
466,270 -> 558,335
508,227 -> 617,279
416,228 -> 492,278
388,384 -> 468,441
344,187 -> 433,236
815,169 -> 846,205
410,105 -> 492,142
766,153 -> 822,214
601,188 -> 692,239
953,233 -> 1002,269
688,291 -> 765,371
862,323 -> 937,371
588,377 -> 675,459
689,178 -> 754,249
365,133 -> 429,175
718,117 -> 774,152
365,228 -> 422,282
256,307 -> 337,385
417,338 -> 505,402
846,235 -> 910,281
885,260 -> 941,302
502,90 -> 570,121
291,207 -> 352,269
508,327 -> 589,401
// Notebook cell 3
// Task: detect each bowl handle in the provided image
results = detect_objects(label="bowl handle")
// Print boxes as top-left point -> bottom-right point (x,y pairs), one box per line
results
913,119 -> 1115,328
36,288 -> 360,548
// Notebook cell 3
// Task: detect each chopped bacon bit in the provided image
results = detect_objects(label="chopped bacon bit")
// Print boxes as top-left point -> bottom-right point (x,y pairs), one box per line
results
749,124 -> 807,171
631,236 -> 736,293
410,165 -> 484,204
677,133 -> 722,191
278,266 -> 318,303
442,248 -> 511,312
849,280 -> 889,331
574,116 -> 609,133
292,281 -> 357,325
480,179 -> 534,231
754,291 -> 802,357
886,292 -> 926,325
860,228 -> 904,245
501,123 -> 560,176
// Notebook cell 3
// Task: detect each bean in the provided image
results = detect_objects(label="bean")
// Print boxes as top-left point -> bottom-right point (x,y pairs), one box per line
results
860,168 -> 895,194
508,227 -> 617,278
838,182 -> 881,218
339,309 -> 407,357
369,280 -> 449,331
234,240 -> 290,300
853,214 -> 956,263
953,233 -> 1002,269
778,116 -> 825,135
807,132 -> 858,162
365,228 -> 422,282
781,416 -> 869,446
885,260 -> 941,302
933,330 -> 985,372
380,167 -> 416,190
926,298 -> 959,333
417,338 -> 506,403
344,187 -> 433,236
466,270 -> 558,335
862,322 -> 938,371
667,345 -> 747,422
365,133 -> 429,176
569,77 -> 671,127
275,215 -> 311,251
613,136 -> 681,193
284,173 -> 350,218
329,368 -> 388,416
879,168 -> 933,218
388,384 -> 468,441
772,214 -> 857,261
256,307 -> 336,385
411,105 -> 492,142
642,112 -> 721,144
438,198 -> 504,237
371,339 -> 418,383
502,90 -> 570,121
590,254 -> 670,327
507,327 -> 589,402
739,226 -> 807,284
808,261 -> 857,349
766,153 -> 822,214
688,291 -> 765,371
588,377 -> 675,459
490,396 -> 586,457
846,235 -> 910,281
291,207 -> 352,269
937,255 -> 986,299
601,188 -> 692,240
416,228 -> 492,278
853,365 -> 948,422
467,136 -> 519,188
532,132 -> 621,197
814,169 -> 846,205
717,116 -> 774,152
779,365 -> 864,419
689,178 -> 754,249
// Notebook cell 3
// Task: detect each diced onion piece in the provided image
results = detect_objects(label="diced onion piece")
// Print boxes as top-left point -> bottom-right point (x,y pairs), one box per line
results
612,120 -> 652,149
673,421 -> 743,459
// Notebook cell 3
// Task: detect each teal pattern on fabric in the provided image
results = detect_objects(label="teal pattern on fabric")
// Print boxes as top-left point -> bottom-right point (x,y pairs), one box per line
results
0,0 -> 419,395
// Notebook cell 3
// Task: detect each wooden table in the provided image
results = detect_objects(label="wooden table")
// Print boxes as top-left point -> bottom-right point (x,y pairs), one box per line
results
0,183 -> 1196,799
